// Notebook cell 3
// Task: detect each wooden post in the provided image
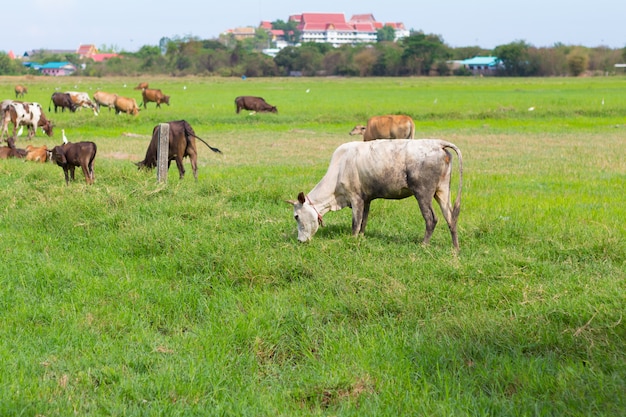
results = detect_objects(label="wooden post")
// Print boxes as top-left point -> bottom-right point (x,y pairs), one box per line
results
156,123 -> 169,183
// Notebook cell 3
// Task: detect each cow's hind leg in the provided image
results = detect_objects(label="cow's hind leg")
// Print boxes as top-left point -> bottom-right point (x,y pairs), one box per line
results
89,159 -> 96,183
435,187 -> 459,251
415,193 -> 438,245
81,163 -> 91,184
175,156 -> 186,179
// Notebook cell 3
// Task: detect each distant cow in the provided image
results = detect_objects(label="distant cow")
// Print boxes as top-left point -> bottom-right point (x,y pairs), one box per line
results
25,144 -> 49,162
0,137 -> 27,159
114,96 -> 140,116
15,85 -> 27,99
93,91 -> 118,112
49,92 -> 78,113
288,139 -> 463,252
134,82 -> 149,90
141,88 -> 170,109
66,91 -> 99,115
349,115 -> 415,141
50,141 -> 97,185
135,120 -> 221,180
1,101 -> 53,140
235,96 -> 277,114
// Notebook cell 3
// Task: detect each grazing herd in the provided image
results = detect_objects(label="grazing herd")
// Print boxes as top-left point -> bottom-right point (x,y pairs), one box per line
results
2,82 -> 463,249
0,82 -> 173,184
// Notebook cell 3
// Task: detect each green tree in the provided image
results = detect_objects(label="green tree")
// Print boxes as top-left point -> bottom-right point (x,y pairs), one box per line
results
372,42 -> 403,76
567,48 -> 589,76
377,26 -> 396,42
322,45 -> 359,76
401,32 -> 450,75
494,40 -> 537,76
0,53 -> 24,75
271,19 -> 300,44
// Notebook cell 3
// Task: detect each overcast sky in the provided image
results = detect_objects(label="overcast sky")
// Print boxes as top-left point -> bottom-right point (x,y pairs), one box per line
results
2,0 -> 624,55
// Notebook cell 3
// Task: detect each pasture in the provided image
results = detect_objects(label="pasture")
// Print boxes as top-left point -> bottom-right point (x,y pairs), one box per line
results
0,75 -> 624,416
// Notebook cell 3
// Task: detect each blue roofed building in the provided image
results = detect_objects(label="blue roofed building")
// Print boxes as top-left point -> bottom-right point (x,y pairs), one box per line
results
459,56 -> 502,75
39,61 -> 77,76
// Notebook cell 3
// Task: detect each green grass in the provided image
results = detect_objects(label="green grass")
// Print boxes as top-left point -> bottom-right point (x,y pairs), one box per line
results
0,75 -> 625,416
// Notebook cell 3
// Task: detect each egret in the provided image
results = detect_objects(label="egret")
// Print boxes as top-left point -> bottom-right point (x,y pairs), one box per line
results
62,129 -> 68,144
17,125 -> 23,137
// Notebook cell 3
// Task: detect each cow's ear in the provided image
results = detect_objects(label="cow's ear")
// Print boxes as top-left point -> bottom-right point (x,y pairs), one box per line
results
285,199 -> 298,206
297,192 -> 306,204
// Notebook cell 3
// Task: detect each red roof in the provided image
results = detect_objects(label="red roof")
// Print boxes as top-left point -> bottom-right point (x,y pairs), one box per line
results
350,14 -> 376,23
297,13 -> 354,32
353,23 -> 376,33
91,53 -> 119,62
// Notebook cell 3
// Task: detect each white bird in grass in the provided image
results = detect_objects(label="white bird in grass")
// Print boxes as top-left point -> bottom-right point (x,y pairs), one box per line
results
17,125 -> 23,137
62,129 -> 68,144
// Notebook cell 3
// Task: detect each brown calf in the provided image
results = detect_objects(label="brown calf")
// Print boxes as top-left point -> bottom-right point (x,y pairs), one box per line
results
50,141 -> 97,185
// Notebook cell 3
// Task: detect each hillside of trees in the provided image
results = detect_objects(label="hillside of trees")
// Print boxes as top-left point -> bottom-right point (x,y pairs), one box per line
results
1,28 -> 625,78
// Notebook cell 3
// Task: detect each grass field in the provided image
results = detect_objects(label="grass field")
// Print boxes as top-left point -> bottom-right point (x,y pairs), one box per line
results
0,75 -> 625,416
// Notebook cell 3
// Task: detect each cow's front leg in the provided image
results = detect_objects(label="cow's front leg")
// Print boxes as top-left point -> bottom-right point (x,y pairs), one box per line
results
360,200 -> 372,234
69,166 -> 76,182
63,168 -> 70,185
350,197 -> 365,235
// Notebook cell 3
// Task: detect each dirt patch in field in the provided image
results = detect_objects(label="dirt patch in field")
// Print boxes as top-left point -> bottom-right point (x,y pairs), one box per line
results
103,152 -> 134,160
122,132 -> 150,138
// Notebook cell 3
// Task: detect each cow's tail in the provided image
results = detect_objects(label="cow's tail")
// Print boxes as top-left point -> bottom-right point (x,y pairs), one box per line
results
443,142 -> 463,227
181,120 -> 222,154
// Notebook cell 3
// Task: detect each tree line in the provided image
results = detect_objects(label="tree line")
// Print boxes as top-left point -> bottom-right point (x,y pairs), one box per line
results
1,29 -> 625,78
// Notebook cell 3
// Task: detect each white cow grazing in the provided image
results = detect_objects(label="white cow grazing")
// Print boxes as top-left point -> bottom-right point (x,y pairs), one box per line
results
66,91 -> 99,115
288,139 -> 463,251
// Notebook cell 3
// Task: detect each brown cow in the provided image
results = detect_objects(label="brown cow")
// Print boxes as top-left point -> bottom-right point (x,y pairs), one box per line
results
50,141 -> 97,185
25,144 -> 49,162
49,92 -> 78,113
134,82 -> 149,90
235,96 -> 277,114
0,137 -> 27,159
114,96 -> 140,116
135,120 -> 221,180
93,91 -> 117,112
141,88 -> 170,109
349,115 -> 415,141
15,85 -> 28,99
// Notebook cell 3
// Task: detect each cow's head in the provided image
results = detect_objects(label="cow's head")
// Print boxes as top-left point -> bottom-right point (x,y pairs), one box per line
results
163,95 -> 171,105
50,145 -> 66,165
270,106 -> 278,113
287,192 -> 323,242
349,125 -> 366,136
42,120 -> 54,137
